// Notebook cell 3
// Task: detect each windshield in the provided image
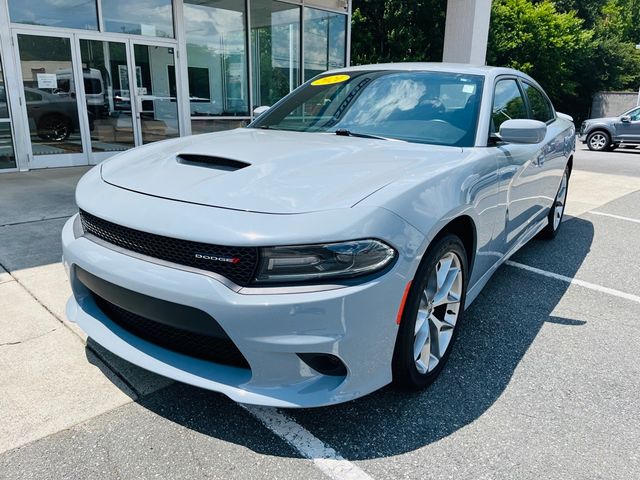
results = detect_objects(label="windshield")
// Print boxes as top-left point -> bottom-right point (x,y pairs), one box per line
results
250,70 -> 484,147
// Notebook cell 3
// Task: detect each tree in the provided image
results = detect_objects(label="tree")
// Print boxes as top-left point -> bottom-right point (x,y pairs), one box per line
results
350,0 -> 640,121
351,0 -> 447,65
487,0 -> 593,118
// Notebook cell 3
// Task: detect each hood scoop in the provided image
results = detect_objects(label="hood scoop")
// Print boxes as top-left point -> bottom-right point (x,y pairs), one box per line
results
177,154 -> 250,171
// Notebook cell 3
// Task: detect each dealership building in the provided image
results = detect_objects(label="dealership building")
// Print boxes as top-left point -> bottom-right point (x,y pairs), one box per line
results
0,0 -> 351,172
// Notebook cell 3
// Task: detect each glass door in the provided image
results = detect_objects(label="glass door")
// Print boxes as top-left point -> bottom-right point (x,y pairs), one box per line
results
14,33 -> 182,168
130,43 -> 180,144
0,52 -> 17,170
15,33 -> 89,168
78,38 -> 137,163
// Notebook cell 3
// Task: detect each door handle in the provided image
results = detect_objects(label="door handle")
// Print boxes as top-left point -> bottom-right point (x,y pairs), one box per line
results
536,153 -> 545,166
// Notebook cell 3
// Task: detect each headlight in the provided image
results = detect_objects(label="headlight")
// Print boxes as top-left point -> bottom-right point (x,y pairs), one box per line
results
255,239 -> 396,284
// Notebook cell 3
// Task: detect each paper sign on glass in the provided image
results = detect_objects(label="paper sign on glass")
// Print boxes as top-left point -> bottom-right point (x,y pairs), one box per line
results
37,73 -> 57,89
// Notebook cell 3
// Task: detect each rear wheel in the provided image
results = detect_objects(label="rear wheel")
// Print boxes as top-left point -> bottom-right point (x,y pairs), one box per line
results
539,166 -> 569,239
587,131 -> 610,151
392,235 -> 467,390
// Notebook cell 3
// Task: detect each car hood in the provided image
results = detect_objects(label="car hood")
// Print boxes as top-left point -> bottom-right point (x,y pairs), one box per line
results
585,117 -> 618,124
101,128 -> 463,214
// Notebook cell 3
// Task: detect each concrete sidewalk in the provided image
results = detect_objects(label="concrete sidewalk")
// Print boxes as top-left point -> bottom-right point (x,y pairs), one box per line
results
0,167 -> 171,454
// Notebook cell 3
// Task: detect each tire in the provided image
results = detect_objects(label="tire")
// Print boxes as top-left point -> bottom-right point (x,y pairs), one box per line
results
36,114 -> 72,142
586,130 -> 610,151
392,235 -> 468,390
539,166 -> 569,239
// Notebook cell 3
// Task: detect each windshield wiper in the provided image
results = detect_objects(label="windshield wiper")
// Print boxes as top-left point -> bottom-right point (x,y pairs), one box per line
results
334,128 -> 390,141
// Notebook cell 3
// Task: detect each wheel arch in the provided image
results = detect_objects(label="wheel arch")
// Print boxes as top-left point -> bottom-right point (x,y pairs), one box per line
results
586,126 -> 613,140
427,215 -> 477,282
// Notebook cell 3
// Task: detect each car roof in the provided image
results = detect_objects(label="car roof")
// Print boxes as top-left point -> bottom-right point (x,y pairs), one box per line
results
325,62 -> 534,83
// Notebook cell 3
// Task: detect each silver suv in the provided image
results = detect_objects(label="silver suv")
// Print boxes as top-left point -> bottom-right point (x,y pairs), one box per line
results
580,106 -> 640,151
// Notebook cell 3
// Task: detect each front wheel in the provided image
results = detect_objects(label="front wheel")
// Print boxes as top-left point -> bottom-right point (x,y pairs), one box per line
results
587,131 -> 610,151
392,235 -> 467,390
539,166 -> 569,239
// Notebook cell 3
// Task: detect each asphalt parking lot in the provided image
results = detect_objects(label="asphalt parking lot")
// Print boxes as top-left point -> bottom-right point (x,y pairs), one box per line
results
1,145 -> 640,479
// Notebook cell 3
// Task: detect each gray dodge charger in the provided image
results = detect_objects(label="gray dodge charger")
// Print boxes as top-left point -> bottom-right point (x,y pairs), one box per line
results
62,63 -> 576,407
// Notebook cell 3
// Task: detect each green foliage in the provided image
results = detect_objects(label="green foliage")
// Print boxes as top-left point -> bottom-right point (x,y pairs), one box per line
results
351,0 -> 640,122
488,0 -> 640,121
488,0 -> 592,103
351,0 -> 447,65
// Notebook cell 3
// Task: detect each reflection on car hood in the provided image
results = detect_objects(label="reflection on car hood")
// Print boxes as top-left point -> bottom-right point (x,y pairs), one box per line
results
101,128 -> 464,214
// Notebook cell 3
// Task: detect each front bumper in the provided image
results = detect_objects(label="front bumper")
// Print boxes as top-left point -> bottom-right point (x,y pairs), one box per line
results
62,214 -> 418,407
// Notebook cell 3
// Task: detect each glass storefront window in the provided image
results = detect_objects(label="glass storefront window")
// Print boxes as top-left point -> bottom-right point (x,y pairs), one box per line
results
79,40 -> 136,153
184,0 -> 249,118
303,7 -> 346,81
17,34 -> 84,156
134,44 -> 180,144
102,0 -> 174,38
250,0 -> 300,108
191,118 -> 249,135
8,0 -> 98,30
0,55 -> 16,169
0,123 -> 16,170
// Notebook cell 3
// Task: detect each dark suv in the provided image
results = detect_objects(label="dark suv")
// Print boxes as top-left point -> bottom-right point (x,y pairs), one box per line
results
580,106 -> 640,151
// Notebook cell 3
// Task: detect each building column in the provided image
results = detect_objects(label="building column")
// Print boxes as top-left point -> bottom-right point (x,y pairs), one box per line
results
442,0 -> 492,65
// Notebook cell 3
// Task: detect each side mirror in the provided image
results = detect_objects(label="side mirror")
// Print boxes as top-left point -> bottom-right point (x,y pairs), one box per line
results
498,119 -> 547,144
253,105 -> 270,117
621,115 -> 631,123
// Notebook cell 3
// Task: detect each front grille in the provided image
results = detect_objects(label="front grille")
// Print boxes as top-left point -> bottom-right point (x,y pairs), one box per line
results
92,293 -> 250,369
79,210 -> 259,286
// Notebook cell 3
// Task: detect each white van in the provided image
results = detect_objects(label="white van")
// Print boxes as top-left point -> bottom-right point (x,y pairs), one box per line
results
55,68 -> 106,110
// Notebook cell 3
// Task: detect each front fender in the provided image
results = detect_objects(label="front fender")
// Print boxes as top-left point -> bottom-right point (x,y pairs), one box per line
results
357,148 -> 503,292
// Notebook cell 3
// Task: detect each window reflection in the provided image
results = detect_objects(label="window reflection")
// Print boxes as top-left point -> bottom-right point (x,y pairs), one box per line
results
80,40 -> 136,152
0,124 -> 16,169
250,0 -> 300,108
17,35 -> 84,156
303,7 -> 346,81
184,0 -> 248,117
135,45 -> 180,144
102,0 -> 174,38
0,53 -> 15,169
8,0 -> 98,30
191,118 -> 249,134
492,79 -> 528,131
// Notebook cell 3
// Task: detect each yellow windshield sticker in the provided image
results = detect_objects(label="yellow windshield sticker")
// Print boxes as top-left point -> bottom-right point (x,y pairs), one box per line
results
311,74 -> 350,86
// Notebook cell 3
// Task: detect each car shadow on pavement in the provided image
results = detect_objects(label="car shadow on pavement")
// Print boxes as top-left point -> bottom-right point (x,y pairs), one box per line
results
90,216 -> 595,460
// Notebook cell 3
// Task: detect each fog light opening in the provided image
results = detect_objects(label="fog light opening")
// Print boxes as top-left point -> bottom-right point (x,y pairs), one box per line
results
298,353 -> 347,377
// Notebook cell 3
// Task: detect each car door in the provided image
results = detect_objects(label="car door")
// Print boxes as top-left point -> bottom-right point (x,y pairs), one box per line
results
490,77 -> 548,250
521,81 -> 566,213
617,107 -> 640,143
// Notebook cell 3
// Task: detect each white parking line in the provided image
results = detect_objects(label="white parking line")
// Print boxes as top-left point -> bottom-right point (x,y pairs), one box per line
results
242,405 -> 374,480
588,211 -> 640,224
506,260 -> 640,304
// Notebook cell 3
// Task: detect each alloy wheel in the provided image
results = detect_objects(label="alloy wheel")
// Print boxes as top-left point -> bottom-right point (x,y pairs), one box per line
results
413,251 -> 463,374
589,133 -> 608,151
